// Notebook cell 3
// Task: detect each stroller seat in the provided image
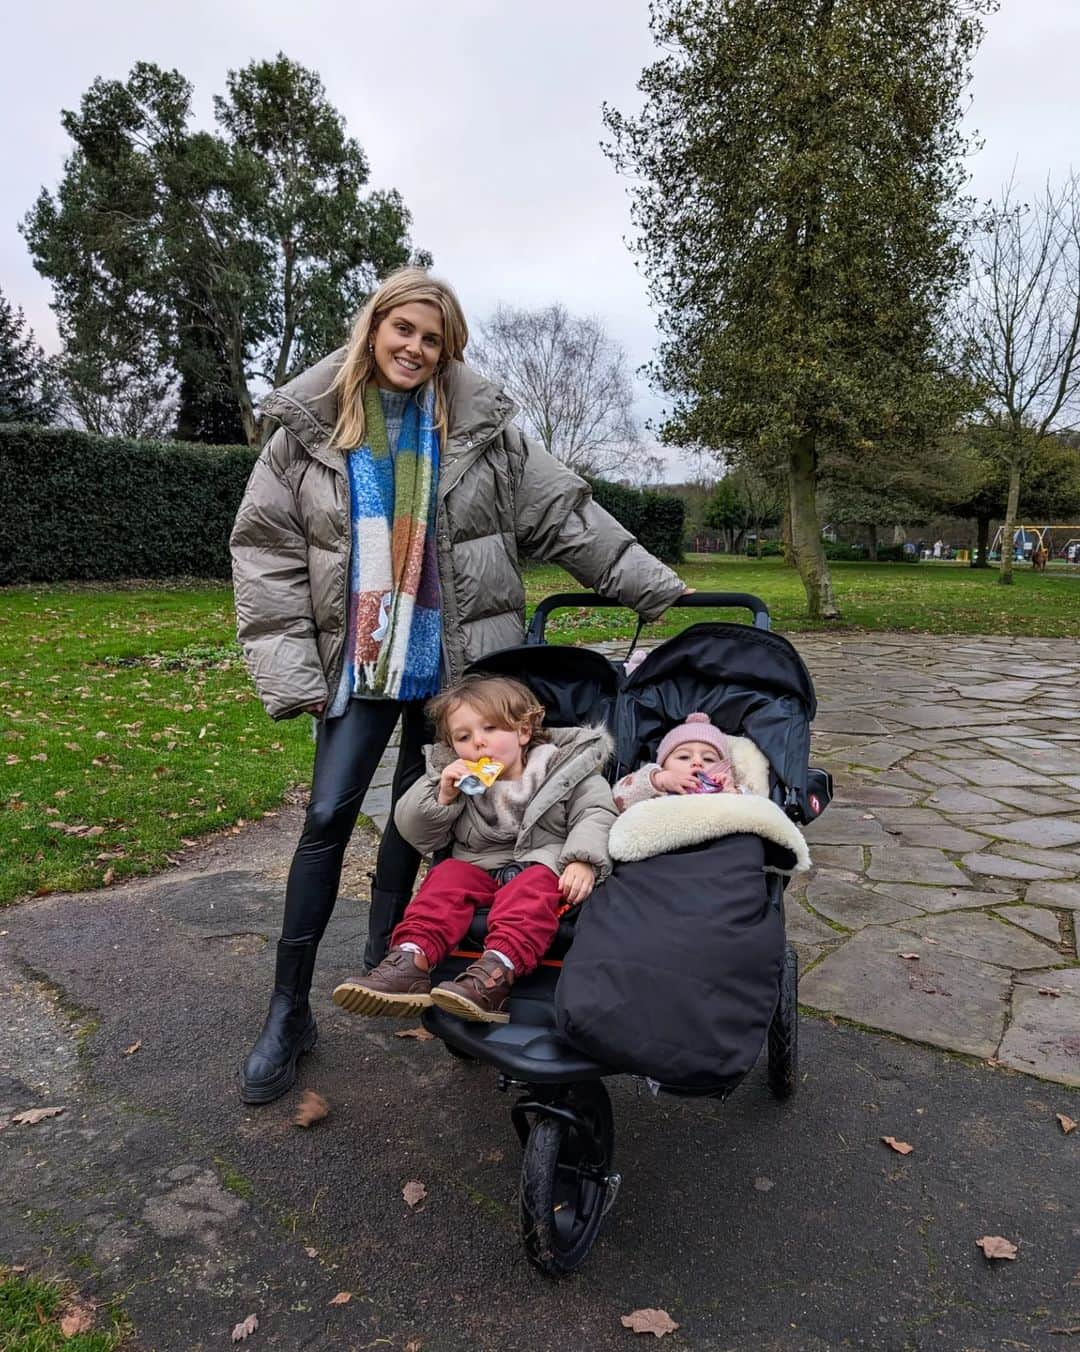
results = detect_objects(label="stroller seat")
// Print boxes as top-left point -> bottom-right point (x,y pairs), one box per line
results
424,902 -> 610,1083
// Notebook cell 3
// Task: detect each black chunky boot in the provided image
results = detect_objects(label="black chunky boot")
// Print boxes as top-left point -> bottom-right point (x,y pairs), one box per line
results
239,939 -> 319,1105
363,881 -> 413,971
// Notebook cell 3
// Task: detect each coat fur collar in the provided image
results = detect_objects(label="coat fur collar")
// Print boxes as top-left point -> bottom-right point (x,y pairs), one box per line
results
260,348 -> 518,463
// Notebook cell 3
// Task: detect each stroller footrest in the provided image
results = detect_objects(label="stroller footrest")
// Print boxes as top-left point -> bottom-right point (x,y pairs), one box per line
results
422,1006 -> 613,1085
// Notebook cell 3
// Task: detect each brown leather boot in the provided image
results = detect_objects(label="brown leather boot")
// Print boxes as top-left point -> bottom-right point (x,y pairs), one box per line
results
430,952 -> 513,1023
332,948 -> 431,1017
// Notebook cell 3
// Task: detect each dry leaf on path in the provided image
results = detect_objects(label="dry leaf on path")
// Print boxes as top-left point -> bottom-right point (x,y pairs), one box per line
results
620,1308 -> 681,1338
1049,1326 -> 1080,1335
329,1291 -> 351,1305
882,1136 -> 914,1155
975,1235 -> 1018,1260
11,1106 -> 65,1126
395,1026 -> 435,1041
1038,988 -> 1062,998
122,1040 -> 141,1056
304,1246 -> 318,1258
402,1180 -> 427,1208
293,1090 -> 329,1128
59,1302 -> 95,1336
231,1313 -> 259,1342
1056,1113 -> 1076,1134
898,952 -> 920,961
405,1340 -> 423,1352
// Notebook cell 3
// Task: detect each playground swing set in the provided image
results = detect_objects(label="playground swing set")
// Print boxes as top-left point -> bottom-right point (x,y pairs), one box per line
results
988,524 -> 1080,568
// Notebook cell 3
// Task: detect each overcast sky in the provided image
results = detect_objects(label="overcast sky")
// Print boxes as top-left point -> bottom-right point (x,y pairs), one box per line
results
3,0 -> 1078,478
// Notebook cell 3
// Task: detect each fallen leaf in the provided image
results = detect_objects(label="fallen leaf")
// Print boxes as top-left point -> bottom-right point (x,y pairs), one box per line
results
395,1026 -> 435,1041
9,1265 -> 26,1273
122,1040 -> 141,1056
232,1312 -> 259,1341
11,1106 -> 65,1126
620,1308 -> 681,1338
1050,1326 -> 1080,1335
753,1176 -> 774,1191
899,953 -> 920,961
1038,988 -> 1062,998
1057,1113 -> 1076,1134
402,1180 -> 427,1208
329,1291 -> 351,1306
59,1302 -> 95,1336
975,1235 -> 1018,1260
102,868 -> 116,885
860,813 -> 875,820
304,1246 -> 318,1258
882,1136 -> 914,1155
293,1090 -> 329,1128
405,1340 -> 423,1352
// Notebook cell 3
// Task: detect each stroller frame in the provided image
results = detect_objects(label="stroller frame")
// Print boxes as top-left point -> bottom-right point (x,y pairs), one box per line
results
418,591 -> 827,1276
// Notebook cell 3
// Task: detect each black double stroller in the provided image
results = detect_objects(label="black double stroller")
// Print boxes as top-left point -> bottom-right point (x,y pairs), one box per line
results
418,592 -> 831,1276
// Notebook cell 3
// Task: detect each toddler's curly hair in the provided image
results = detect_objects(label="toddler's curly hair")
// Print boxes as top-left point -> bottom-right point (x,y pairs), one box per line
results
426,674 -> 550,750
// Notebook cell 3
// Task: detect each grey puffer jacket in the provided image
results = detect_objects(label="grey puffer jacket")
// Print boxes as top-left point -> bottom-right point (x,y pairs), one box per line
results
230,350 -> 685,719
393,725 -> 617,880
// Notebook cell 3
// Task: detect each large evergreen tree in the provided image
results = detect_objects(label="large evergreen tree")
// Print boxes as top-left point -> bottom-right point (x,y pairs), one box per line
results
604,0 -> 991,618
22,55 -> 428,445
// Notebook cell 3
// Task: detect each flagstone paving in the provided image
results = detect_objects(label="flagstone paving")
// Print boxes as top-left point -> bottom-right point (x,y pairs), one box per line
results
362,632 -> 1080,1087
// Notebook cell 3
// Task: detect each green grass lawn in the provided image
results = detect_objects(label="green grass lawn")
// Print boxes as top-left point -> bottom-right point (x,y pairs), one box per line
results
0,1270 -> 128,1350
2,558 -> 1077,907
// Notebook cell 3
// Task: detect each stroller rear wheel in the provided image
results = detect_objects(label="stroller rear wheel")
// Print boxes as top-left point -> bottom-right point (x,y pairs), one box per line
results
767,944 -> 798,1099
518,1081 -> 615,1277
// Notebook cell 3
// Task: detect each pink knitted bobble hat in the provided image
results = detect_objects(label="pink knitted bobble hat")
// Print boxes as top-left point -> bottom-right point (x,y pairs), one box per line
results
655,712 -> 730,766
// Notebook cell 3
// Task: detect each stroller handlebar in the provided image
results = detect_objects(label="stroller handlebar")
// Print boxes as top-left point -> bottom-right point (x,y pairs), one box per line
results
525,591 -> 771,645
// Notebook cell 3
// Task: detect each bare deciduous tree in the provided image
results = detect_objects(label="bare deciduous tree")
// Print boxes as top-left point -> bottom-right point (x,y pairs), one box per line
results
470,303 -> 647,478
958,173 -> 1080,584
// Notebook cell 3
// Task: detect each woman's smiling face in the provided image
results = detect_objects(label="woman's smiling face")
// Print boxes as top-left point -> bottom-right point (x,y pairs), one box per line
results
371,301 -> 444,391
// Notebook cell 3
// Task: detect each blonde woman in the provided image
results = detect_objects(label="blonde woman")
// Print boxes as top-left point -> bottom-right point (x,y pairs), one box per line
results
230,267 -> 685,1104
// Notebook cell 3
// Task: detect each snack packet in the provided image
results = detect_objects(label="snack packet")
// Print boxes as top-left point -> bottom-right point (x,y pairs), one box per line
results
456,757 -> 504,797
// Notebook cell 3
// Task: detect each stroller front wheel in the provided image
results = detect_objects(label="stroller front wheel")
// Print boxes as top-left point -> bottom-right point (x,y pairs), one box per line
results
767,944 -> 799,1099
519,1081 -> 614,1277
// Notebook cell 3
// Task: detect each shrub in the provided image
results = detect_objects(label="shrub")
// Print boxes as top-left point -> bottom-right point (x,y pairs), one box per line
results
0,423 -> 256,583
587,477 -> 685,563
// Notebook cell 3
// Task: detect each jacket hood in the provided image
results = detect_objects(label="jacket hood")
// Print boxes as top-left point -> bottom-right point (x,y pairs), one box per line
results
424,722 -> 614,777
260,348 -> 518,458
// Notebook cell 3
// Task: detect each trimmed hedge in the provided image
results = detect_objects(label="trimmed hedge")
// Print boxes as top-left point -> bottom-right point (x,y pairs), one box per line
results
0,424 -> 686,584
587,477 -> 685,564
0,424 -> 256,583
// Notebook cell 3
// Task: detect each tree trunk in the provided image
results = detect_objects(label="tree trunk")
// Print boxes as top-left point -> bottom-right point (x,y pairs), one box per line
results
781,497 -> 795,568
787,433 -> 840,619
973,516 -> 990,568
863,523 -> 878,562
998,460 -> 1022,586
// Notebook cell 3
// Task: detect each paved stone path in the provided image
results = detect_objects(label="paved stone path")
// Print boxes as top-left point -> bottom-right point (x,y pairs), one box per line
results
363,633 -> 1080,1086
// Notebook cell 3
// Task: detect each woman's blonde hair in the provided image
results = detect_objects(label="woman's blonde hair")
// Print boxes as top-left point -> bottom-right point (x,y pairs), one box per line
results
328,267 -> 469,450
426,675 -> 551,752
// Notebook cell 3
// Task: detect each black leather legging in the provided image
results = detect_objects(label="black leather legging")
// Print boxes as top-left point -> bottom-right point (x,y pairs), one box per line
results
281,699 -> 428,946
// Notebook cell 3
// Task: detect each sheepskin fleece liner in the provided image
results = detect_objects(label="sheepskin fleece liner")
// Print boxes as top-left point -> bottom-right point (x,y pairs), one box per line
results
555,833 -> 785,1091
609,791 -> 811,872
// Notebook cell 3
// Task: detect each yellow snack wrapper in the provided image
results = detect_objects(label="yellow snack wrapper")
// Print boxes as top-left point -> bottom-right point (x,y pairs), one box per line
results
456,757 -> 504,796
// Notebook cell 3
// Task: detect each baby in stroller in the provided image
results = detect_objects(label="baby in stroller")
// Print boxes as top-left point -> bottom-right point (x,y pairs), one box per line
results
332,674 -> 615,1025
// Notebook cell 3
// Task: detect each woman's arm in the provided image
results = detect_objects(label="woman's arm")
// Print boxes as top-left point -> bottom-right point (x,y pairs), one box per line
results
510,431 -> 685,621
230,428 -> 328,720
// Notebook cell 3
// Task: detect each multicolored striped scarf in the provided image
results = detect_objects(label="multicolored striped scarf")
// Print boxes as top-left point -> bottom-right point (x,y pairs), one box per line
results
342,383 -> 442,702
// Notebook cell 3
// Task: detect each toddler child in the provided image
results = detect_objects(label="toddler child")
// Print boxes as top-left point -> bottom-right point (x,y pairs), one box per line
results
333,674 -> 616,1024
613,711 -> 737,811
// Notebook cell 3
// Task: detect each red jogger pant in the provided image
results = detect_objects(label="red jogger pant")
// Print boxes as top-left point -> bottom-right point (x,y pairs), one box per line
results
390,859 -> 562,974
